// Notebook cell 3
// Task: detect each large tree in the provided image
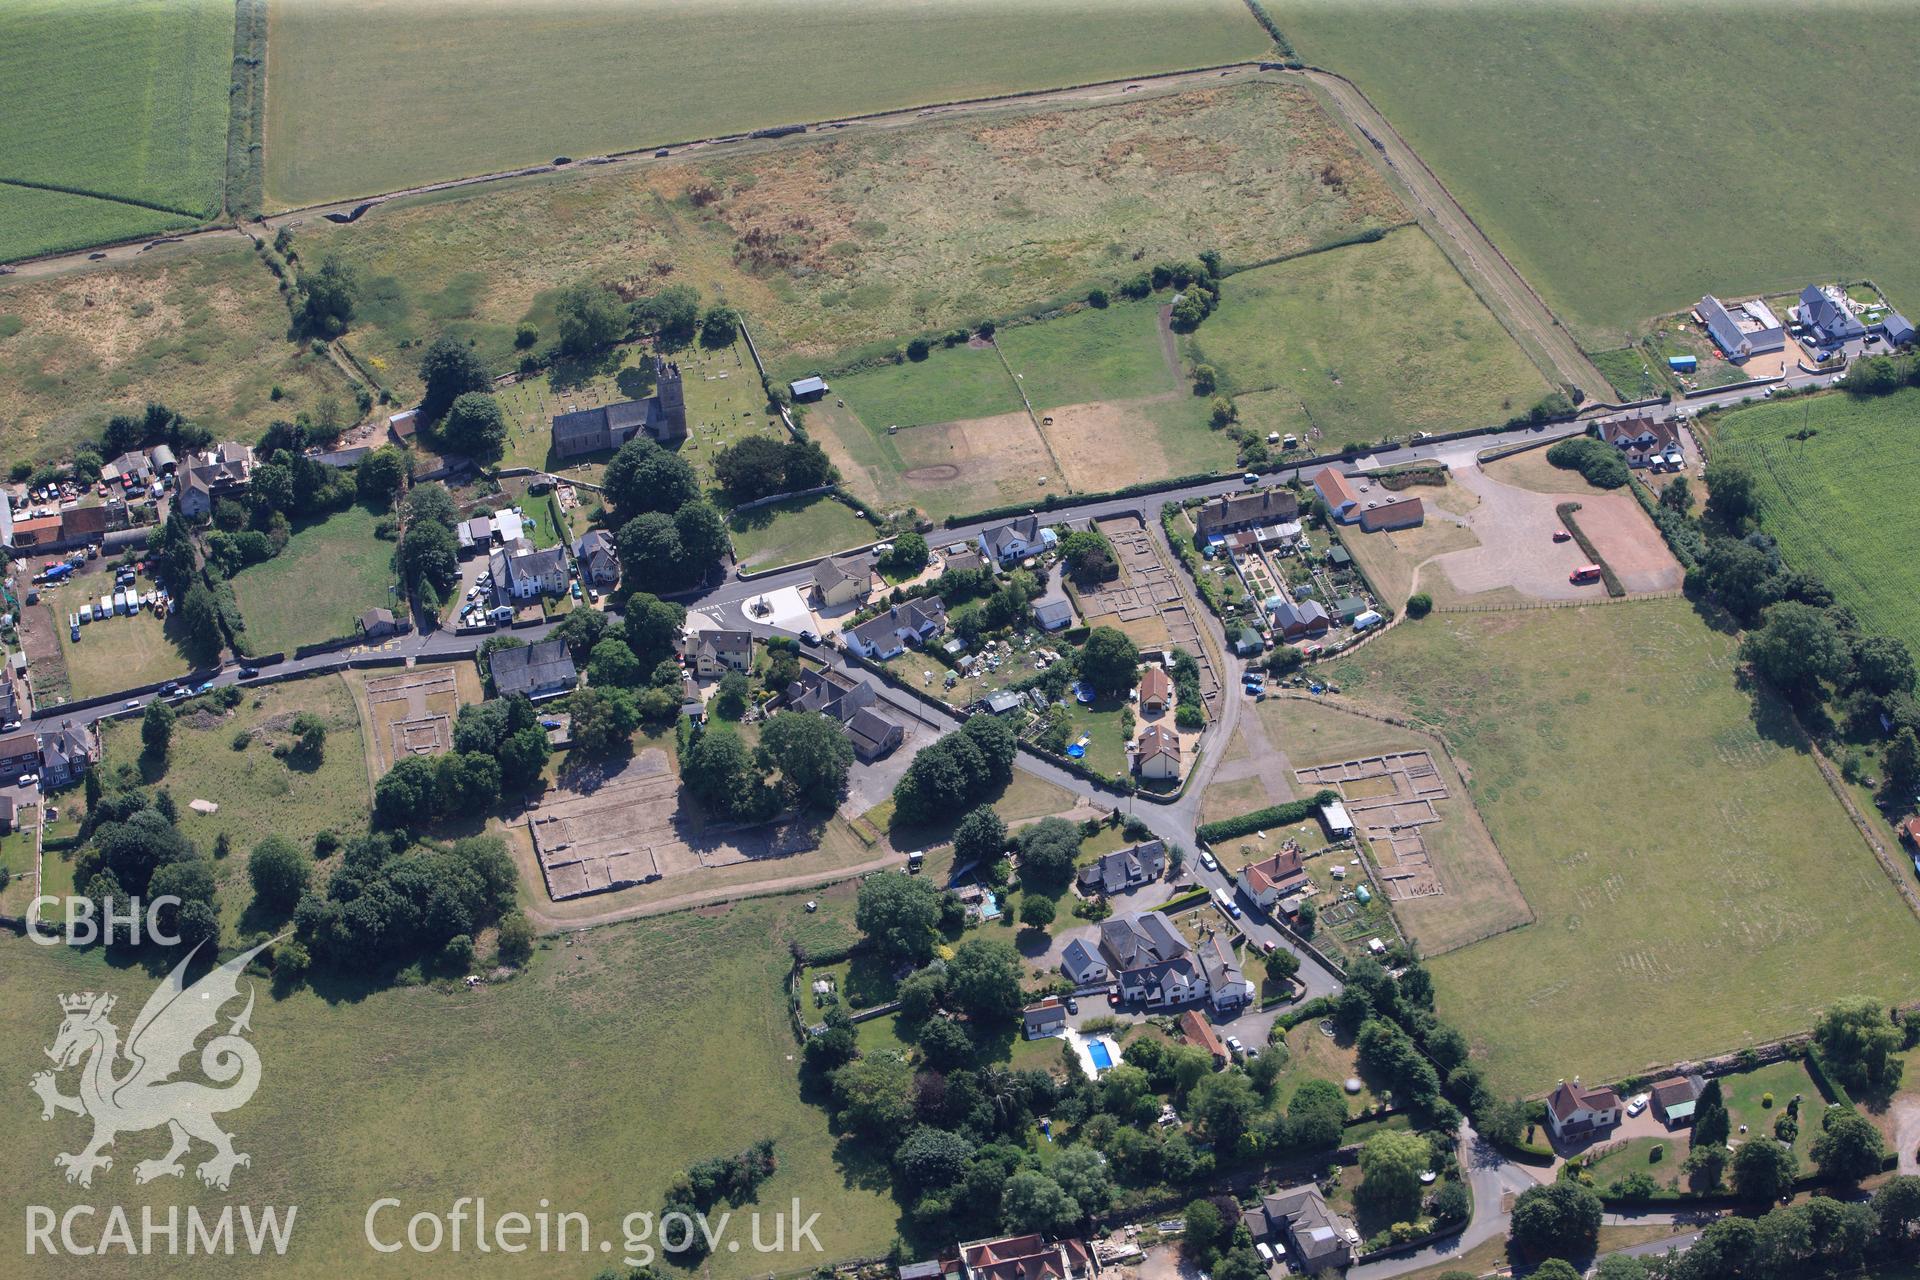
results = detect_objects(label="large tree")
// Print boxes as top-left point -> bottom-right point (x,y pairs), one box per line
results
1014,817 -> 1081,894
1509,1181 -> 1602,1258
855,874 -> 944,963
418,335 -> 492,421
952,805 -> 1008,869
553,281 -> 627,358
399,518 -> 460,594
1742,600 -> 1850,696
604,438 -> 700,522
248,836 -> 310,912
1078,626 -> 1140,699
624,593 -> 688,667
1810,1107 -> 1886,1186
1357,1128 -> 1430,1222
1731,1137 -> 1797,1203
1815,996 -> 1906,1096
439,392 -> 508,460
567,686 -> 639,756
945,936 -> 1023,1022
760,711 -> 853,810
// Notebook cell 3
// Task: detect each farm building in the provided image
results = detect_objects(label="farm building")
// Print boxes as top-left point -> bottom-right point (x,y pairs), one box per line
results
549,358 -> 686,458
788,375 -> 829,402
1696,294 -> 1785,361
1312,468 -> 1361,521
1358,497 -> 1424,532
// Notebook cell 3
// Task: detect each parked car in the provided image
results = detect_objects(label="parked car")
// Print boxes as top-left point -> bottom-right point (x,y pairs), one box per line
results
123,700 -> 141,710
1200,850 -> 1219,871
1226,1035 -> 1245,1058
1626,1093 -> 1650,1117
194,681 -> 215,695
1242,472 -> 1260,486
1064,997 -> 1078,1015
800,630 -> 820,646
1552,529 -> 1571,542
239,666 -> 259,679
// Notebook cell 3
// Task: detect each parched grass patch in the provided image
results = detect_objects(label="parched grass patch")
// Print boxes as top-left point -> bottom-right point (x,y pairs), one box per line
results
0,241 -> 355,467
1707,387 -> 1920,661
729,493 -> 875,572
0,891 -> 901,1279
1331,600 -> 1920,1095
229,504 -> 397,656
1191,227 -> 1549,445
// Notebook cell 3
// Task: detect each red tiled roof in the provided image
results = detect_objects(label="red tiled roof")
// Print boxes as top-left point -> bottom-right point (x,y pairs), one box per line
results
1242,847 -> 1306,894
1312,467 -> 1360,511
1139,667 -> 1173,706
1180,1010 -> 1227,1060
1547,1079 -> 1620,1122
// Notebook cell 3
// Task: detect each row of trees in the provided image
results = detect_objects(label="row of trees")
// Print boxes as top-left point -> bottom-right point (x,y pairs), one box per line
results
679,710 -> 853,822
601,436 -> 731,594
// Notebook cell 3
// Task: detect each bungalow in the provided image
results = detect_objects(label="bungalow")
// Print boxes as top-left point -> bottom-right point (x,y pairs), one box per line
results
489,638 -> 578,701
845,597 -> 947,659
1237,846 -> 1309,912
1799,284 -> 1866,348
489,538 -> 569,600
1076,840 -> 1167,897
812,556 -> 870,610
358,607 -> 402,640
1545,1079 -> 1623,1144
1270,598 -> 1330,641
574,530 -> 620,588
1133,723 -> 1181,781
1179,1009 -> 1228,1068
1246,1185 -> 1354,1274
1138,666 -> 1173,715
978,515 -> 1054,566
1194,489 -> 1302,541
1696,295 -> 1785,361
1311,467 -> 1361,522
1358,497 -> 1425,532
957,1234 -> 1096,1280
786,668 -> 903,759
1022,998 -> 1069,1040
37,723 -> 98,788
690,628 -> 753,678
1651,1074 -> 1706,1128
1595,416 -> 1684,470
942,546 -> 990,578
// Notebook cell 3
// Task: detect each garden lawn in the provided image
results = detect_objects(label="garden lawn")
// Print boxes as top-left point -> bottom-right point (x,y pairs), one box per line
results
1272,1 -> 1920,346
0,241 -> 355,467
1706,387 -> 1920,659
0,891 -> 900,1280
229,505 -> 397,655
1330,600 -> 1920,1096
100,674 -> 371,939
0,0 -> 234,260
1720,1057 -> 1824,1169
729,494 -> 875,572
1190,227 -> 1549,446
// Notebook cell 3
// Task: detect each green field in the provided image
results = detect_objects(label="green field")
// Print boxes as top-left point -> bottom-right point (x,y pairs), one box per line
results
1189,227 -> 1550,443
0,0 -> 236,261
0,891 -> 900,1279
263,0 -> 1271,205
1273,1 -> 1920,347
996,298 -> 1181,410
835,344 -> 1023,430
0,241 -> 355,467
729,494 -> 876,572
1708,387 -> 1920,658
229,505 -> 398,655
100,674 -> 371,938
1331,600 -> 1920,1095
47,572 -> 200,702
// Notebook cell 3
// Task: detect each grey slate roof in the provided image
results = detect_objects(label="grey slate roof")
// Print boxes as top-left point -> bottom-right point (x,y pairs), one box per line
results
489,638 -> 578,698
1098,911 -> 1188,970
1801,285 -> 1866,343
981,515 -> 1041,560
1077,841 -> 1167,896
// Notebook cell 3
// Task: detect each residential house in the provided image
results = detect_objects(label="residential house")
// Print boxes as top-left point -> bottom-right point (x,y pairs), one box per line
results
1022,998 -> 1069,1040
845,597 -> 947,660
1237,846 -> 1309,913
1358,497 -> 1425,532
786,668 -> 903,760
176,443 -> 256,518
977,515 -> 1054,566
956,1234 -> 1096,1280
942,546 -> 989,577
0,671 -> 21,726
1138,666 -> 1173,715
1246,1185 -> 1354,1274
1595,416 -> 1684,470
1133,722 -> 1182,781
690,628 -> 753,679
1799,285 -> 1866,348
846,706 -> 904,760
1311,467 -> 1361,522
1651,1074 -> 1706,1128
1087,911 -> 1247,1012
37,723 -> 98,788
489,638 -> 579,701
1196,933 -> 1253,1011
1270,598 -> 1330,641
549,358 -> 686,458
0,729 -> 42,781
1545,1079 -> 1623,1144
489,538 -> 569,600
1696,295 -> 1785,361
574,530 -> 620,588
1179,1009 -> 1228,1068
1076,841 -> 1167,897
1060,938 -> 1110,988
1194,489 -> 1303,541
357,608 -> 402,640
812,556 -> 870,610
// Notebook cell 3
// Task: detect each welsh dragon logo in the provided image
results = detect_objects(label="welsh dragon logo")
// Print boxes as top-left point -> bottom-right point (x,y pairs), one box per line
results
30,938 -> 277,1190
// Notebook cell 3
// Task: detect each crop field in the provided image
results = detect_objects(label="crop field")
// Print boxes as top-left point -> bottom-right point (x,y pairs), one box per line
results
1707,387 -> 1920,659
100,674 -> 370,938
1189,228 -> 1550,446
0,890 -> 901,1280
0,241 -> 354,467
1273,2 -> 1920,347
0,0 -> 235,261
299,80 -> 1404,394
1330,600 -> 1920,1095
229,505 -> 397,656
262,0 -> 1272,205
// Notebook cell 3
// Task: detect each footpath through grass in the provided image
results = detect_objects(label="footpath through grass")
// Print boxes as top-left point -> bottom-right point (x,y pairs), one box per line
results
230,504 -> 397,655
0,890 -> 899,1280
1707,387 -> 1920,661
1331,600 -> 1920,1095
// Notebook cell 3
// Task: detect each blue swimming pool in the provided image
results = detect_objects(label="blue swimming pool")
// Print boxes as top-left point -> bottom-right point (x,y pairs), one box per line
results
1087,1041 -> 1113,1071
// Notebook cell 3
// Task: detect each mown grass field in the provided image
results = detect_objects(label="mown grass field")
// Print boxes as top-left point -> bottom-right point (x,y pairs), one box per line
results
0,890 -> 900,1279
262,0 -> 1271,205
299,80 -> 1404,394
996,299 -> 1179,410
1330,600 -> 1920,1095
100,674 -> 371,939
0,0 -> 235,261
1272,1 -> 1920,347
834,344 -> 1023,431
1190,227 -> 1550,446
230,505 -> 397,656
729,494 -> 876,572
0,241 -> 353,467
1706,387 -> 1920,659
